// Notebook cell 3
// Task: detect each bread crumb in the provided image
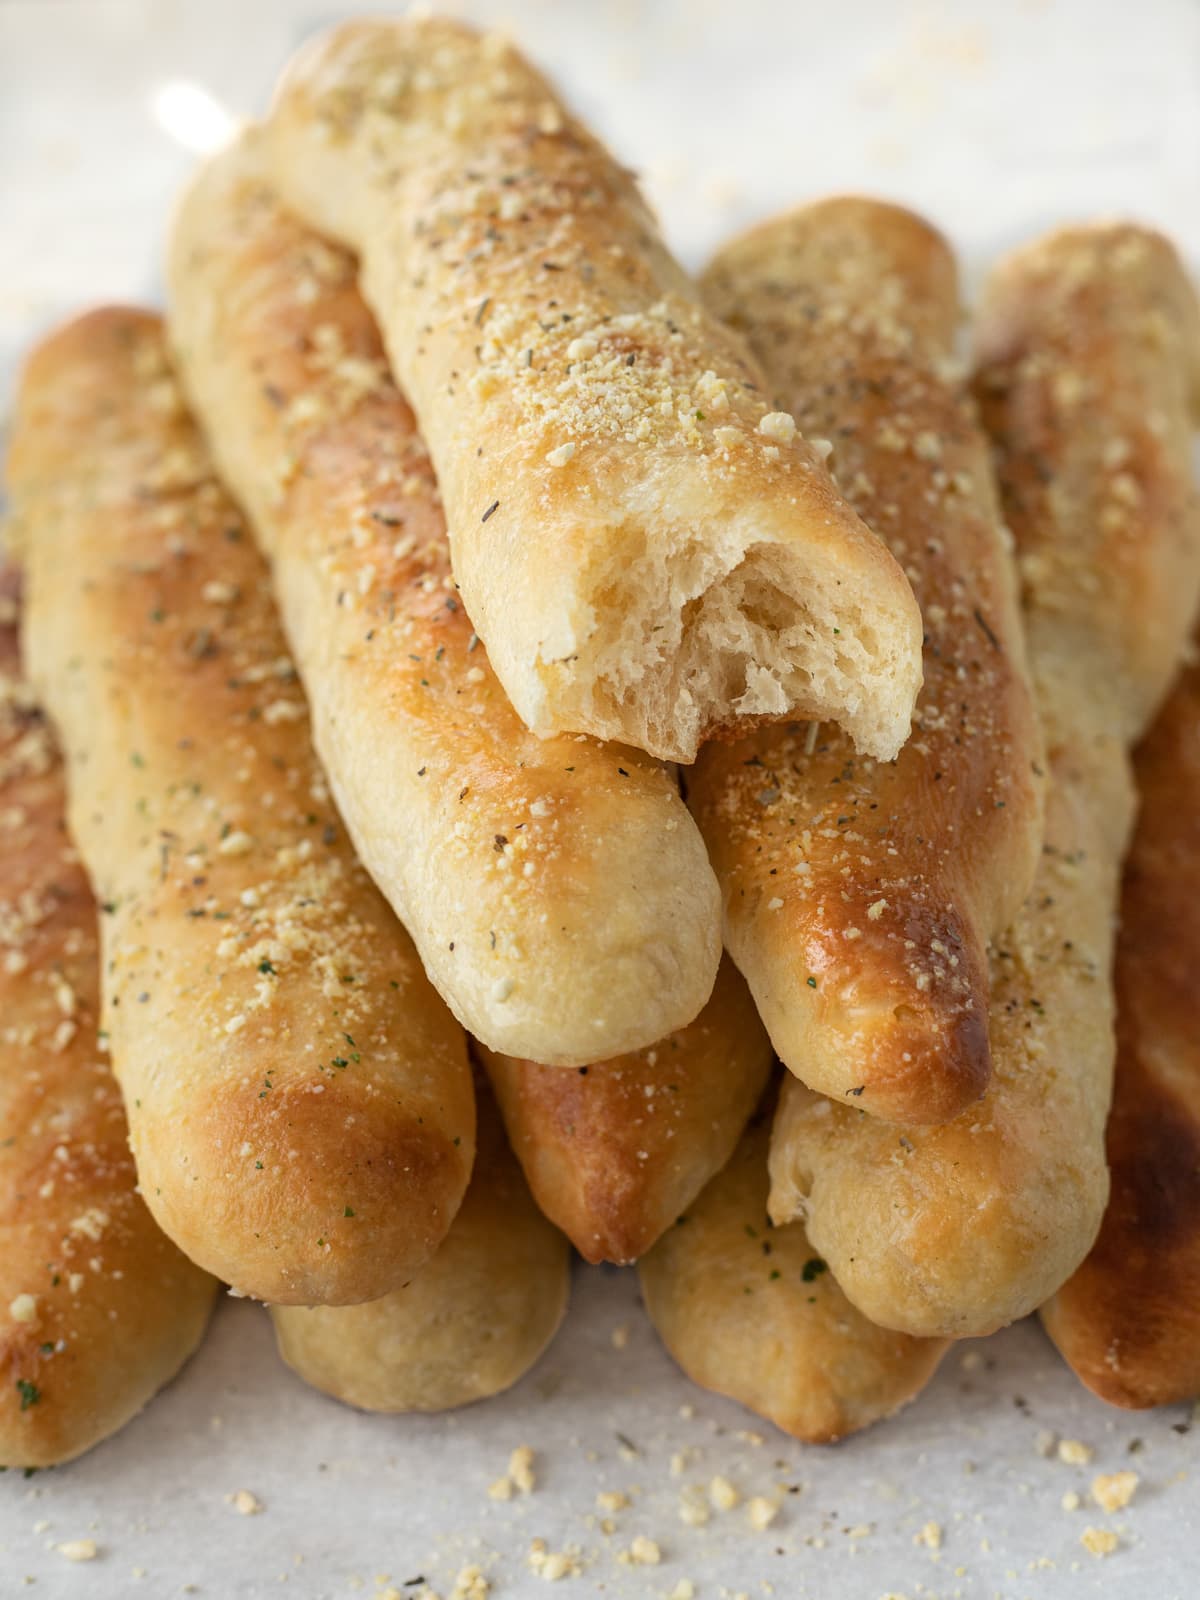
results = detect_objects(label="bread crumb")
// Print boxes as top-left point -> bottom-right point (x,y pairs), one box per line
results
914,1521 -> 942,1549
231,1490 -> 263,1516
611,1323 -> 630,1350
1058,1440 -> 1094,1466
709,1475 -> 740,1512
58,1541 -> 98,1562
668,1583 -> 695,1600
1092,1471 -> 1138,1513
746,1497 -> 778,1531
9,1294 -> 38,1323
596,1491 -> 629,1514
1034,1429 -> 1057,1457
1061,1491 -> 1081,1512
1080,1527 -> 1119,1558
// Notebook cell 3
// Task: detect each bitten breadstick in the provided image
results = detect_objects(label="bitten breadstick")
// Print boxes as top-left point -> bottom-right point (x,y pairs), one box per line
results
6,311 -> 475,1307
272,1076 -> 568,1411
167,131 -> 721,1066
1042,649 -> 1200,1407
0,577 -> 215,1468
770,224 -> 1200,1338
478,957 -> 773,1264
264,16 -> 923,763
694,199 -> 1043,1124
639,1110 -> 947,1443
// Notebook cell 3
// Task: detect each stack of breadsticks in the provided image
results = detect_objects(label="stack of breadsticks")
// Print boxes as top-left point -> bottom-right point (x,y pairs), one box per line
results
3,15 -> 1199,1469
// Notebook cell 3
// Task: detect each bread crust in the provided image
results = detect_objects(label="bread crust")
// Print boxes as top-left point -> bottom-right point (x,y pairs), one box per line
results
639,1108 -> 947,1443
271,1075 -> 569,1411
769,223 -> 1200,1339
6,310 -> 475,1306
1041,650 -> 1200,1407
166,131 -> 721,1066
694,199 -> 1044,1124
479,956 -> 773,1264
0,575 -> 215,1467
264,17 -> 923,763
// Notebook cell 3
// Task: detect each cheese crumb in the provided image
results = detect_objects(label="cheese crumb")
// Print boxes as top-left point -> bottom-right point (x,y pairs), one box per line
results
867,899 -> 889,920
58,1540 -> 98,1562
596,1491 -> 629,1514
1058,1439 -> 1094,1466
546,443 -> 576,467
669,1583 -> 696,1600
758,412 -> 797,444
1080,1527 -> 1119,1558
747,1497 -> 778,1531
528,1539 -> 579,1581
914,1521 -> 942,1549
450,1566 -> 489,1600
218,830 -> 254,857
202,581 -> 239,605
611,1323 -> 630,1350
678,1493 -> 709,1528
9,1294 -> 38,1323
1061,1491 -> 1082,1512
709,1475 -> 740,1512
624,1536 -> 660,1566
231,1489 -> 263,1516
1092,1471 -> 1138,1512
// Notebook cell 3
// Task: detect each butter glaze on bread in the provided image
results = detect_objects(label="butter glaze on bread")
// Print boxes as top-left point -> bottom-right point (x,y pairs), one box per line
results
0,576 -> 215,1467
272,1076 -> 568,1411
6,310 -> 475,1306
696,200 -> 1044,1125
1042,650 -> 1200,1407
479,956 -> 773,1264
166,131 -> 721,1066
264,16 -> 923,763
770,223 -> 1200,1339
639,1109 -> 948,1443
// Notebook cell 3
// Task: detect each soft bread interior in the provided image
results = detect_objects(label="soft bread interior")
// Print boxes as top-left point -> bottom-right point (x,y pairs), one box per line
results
568,503 -> 915,763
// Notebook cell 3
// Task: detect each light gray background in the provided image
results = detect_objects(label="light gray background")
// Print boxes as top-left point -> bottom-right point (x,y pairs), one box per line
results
1,2 -> 1198,1595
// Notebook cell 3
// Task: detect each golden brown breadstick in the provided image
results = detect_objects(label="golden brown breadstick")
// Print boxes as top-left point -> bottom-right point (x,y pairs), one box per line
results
639,1109 -> 947,1443
6,310 -> 475,1307
1042,650 -> 1200,1407
167,130 -> 721,1068
694,199 -> 1044,1124
478,957 -> 773,1264
265,17 -> 923,763
0,576 -> 215,1468
272,1076 -> 568,1411
770,223 -> 1200,1339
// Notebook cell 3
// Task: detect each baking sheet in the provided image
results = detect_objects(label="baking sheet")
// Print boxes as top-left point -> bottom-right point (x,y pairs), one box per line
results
2,0 -> 1199,1594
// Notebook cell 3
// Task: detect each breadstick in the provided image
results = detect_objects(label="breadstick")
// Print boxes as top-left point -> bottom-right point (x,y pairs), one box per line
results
6,310 -> 475,1307
769,224 -> 1200,1338
167,130 -> 721,1067
1041,649 -> 1200,1407
639,1109 -> 947,1443
0,575 -> 216,1468
264,16 -> 923,764
272,1076 -> 568,1411
693,199 -> 1043,1124
478,956 -> 773,1264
